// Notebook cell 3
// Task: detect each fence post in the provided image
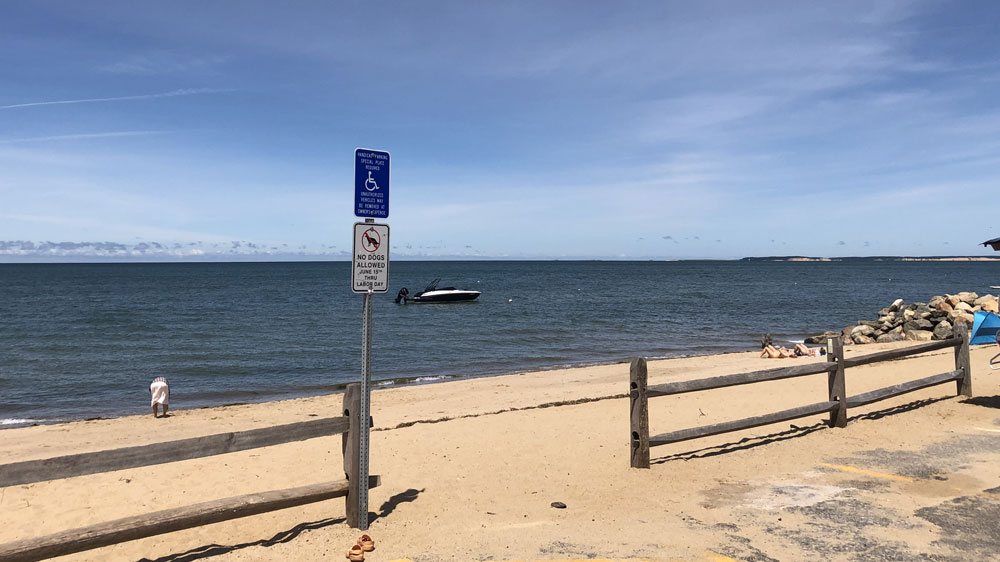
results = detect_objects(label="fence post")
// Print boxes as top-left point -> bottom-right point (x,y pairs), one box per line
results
954,322 -> 972,397
827,338 -> 847,428
342,383 -> 361,528
630,357 -> 650,468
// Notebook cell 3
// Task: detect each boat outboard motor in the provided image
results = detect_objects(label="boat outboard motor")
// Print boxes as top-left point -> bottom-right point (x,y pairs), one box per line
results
394,287 -> 409,304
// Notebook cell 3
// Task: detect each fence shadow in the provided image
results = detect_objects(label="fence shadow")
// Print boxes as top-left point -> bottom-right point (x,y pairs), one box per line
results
850,396 -> 950,421
651,422 -> 828,464
961,395 -> 1000,410
140,516 -> 345,562
651,396 -> 950,464
141,488 -> 425,562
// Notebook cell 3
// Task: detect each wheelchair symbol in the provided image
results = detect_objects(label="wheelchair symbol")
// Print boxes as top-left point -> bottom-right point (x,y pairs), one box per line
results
365,171 -> 379,191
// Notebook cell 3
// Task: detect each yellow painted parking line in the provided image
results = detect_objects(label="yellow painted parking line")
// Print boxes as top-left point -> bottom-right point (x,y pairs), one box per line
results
817,462 -> 914,482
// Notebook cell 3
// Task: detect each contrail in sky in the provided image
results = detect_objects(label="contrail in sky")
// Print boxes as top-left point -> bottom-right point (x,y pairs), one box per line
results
0,88 -> 232,109
0,131 -> 170,144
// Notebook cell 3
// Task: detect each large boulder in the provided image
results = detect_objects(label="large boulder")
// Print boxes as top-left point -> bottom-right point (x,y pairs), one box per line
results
905,329 -> 934,342
903,309 -> 916,321
877,331 -> 905,343
974,294 -> 996,306
947,308 -> 961,322
928,295 -> 946,309
956,312 -> 975,327
888,298 -> 904,312
904,319 -> 933,332
852,325 -> 876,338
984,300 -> 999,314
841,325 -> 856,344
957,291 -> 979,304
853,334 -> 876,344
955,301 -> 974,313
933,320 -> 953,340
938,301 -> 954,313
946,294 -> 961,307
805,331 -> 841,344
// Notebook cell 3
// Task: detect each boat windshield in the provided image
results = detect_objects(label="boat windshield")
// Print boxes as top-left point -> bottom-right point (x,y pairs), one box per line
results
423,278 -> 441,292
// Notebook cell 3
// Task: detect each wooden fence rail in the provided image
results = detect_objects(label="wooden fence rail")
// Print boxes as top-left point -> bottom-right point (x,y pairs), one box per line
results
0,476 -> 380,562
0,417 -> 350,488
0,383 -> 377,562
630,323 -> 972,468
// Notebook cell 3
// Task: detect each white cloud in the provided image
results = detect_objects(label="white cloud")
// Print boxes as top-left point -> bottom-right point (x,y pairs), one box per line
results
0,239 -> 344,261
100,52 -> 231,75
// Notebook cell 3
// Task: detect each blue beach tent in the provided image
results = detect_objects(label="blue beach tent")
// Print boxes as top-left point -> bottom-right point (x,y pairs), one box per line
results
971,311 -> 1000,345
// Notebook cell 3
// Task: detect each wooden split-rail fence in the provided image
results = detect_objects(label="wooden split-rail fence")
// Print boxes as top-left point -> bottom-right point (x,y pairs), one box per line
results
630,323 -> 973,468
0,383 -> 378,562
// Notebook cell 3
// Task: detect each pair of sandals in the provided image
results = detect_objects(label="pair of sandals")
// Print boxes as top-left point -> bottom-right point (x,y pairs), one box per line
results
347,534 -> 375,561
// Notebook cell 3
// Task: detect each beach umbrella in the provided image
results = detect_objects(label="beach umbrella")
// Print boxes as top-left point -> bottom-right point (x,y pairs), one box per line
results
983,237 -> 1000,251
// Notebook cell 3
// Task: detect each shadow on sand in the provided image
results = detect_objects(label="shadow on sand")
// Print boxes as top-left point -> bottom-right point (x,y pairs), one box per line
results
651,396 -> 952,464
370,487 -> 424,524
142,488 -> 425,562
140,517 -> 345,562
961,395 -> 1000,410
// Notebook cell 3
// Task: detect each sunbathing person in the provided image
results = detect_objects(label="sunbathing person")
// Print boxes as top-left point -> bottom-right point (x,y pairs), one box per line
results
761,344 -> 794,358
794,343 -> 826,357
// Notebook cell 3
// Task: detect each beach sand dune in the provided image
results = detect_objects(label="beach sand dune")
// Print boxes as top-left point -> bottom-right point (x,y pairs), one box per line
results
3,342 -> 1000,561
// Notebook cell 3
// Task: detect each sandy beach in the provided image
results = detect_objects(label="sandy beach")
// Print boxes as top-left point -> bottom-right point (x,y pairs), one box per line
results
4,341 -> 1000,561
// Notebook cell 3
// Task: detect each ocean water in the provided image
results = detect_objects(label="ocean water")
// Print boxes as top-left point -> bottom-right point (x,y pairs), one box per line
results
2,260 -> 998,426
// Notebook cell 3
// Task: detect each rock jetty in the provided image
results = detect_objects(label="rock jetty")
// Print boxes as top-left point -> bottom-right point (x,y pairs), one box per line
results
806,292 -> 998,345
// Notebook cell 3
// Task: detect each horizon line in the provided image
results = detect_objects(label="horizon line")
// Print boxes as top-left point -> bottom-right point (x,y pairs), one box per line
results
2,254 -> 1000,265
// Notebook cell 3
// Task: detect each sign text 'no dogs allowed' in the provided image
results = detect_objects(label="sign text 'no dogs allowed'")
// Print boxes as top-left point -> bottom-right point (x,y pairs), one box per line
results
352,222 -> 389,293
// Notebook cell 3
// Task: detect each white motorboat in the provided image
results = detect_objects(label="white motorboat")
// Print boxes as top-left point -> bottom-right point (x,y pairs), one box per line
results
395,279 -> 480,303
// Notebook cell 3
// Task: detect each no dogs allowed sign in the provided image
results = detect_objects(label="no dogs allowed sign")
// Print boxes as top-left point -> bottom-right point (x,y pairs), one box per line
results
352,222 -> 389,293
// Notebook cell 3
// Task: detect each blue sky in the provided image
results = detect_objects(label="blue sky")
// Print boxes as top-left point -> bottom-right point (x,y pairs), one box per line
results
2,1 -> 999,261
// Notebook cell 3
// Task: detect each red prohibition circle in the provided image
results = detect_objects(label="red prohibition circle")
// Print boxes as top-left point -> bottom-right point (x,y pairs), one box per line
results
361,228 -> 381,252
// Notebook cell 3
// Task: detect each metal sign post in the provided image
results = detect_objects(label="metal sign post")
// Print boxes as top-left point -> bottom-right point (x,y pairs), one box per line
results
351,147 -> 390,531
358,284 -> 373,530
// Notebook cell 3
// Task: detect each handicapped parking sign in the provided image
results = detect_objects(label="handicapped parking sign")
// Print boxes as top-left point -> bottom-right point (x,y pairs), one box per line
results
355,148 -> 389,218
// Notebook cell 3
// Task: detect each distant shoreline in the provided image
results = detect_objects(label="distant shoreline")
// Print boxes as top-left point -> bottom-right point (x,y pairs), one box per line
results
740,256 -> 1000,262
3,256 -> 1000,264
